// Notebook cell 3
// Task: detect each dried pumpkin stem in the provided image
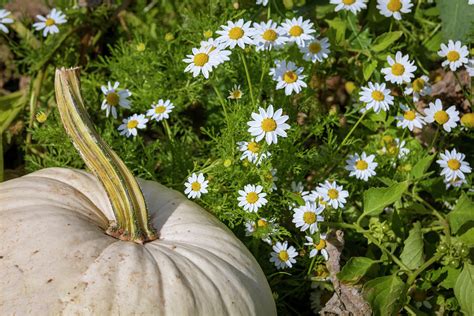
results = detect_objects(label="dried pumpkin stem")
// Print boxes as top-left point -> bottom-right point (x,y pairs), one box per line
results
54,67 -> 156,243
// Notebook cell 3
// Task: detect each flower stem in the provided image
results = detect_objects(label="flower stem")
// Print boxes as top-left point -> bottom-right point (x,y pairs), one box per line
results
339,109 -> 368,148
240,51 -> 256,107
163,120 -> 174,142
55,68 -> 156,243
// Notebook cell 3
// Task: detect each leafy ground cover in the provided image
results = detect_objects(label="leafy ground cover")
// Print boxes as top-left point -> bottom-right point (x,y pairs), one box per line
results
1,0 -> 473,314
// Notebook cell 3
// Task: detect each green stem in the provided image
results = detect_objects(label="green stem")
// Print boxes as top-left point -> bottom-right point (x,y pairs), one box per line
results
339,110 -> 367,148
412,193 -> 450,245
407,253 -> 444,285
55,68 -> 156,243
453,72 -> 473,107
163,120 -> 173,142
26,69 -> 45,147
239,51 -> 255,107
362,231 -> 411,272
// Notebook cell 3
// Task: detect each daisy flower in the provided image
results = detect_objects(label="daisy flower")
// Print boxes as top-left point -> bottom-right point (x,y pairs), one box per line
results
247,104 -> 290,145
359,82 -> 394,113
395,104 -> 425,131
271,60 -> 307,95
184,173 -> 209,199
0,9 -> 13,33
424,99 -> 460,132
117,114 -> 148,138
307,190 -> 327,207
101,81 -> 131,119
256,0 -> 269,5
215,19 -> 253,49
228,84 -> 244,99
292,202 -> 325,234
316,181 -> 349,209
146,99 -> 174,122
33,8 -> 67,37
300,37 -> 331,63
237,139 -> 270,165
245,218 -> 276,245
329,0 -> 368,14
404,75 -> 431,102
466,59 -> 474,77
444,177 -> 467,189
438,40 -> 469,71
381,51 -> 417,84
199,38 -> 231,65
270,241 -> 298,269
382,137 -> 410,158
377,0 -> 413,20
251,20 -> 287,51
436,149 -> 472,181
280,17 -> 316,47
304,234 -> 329,260
183,46 -> 222,79
345,152 -> 378,181
237,184 -> 268,212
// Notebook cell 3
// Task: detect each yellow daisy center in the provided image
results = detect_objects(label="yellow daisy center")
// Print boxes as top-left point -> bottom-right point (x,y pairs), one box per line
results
289,25 -> 303,37
447,159 -> 461,170
154,105 -> 166,114
403,110 -> 416,121
246,192 -> 259,204
262,29 -> 278,42
231,90 -> 242,99
247,141 -> 260,153
343,0 -> 356,4
303,211 -> 316,224
191,181 -> 201,191
434,110 -> 449,124
193,53 -> 209,66
257,219 -> 268,227
387,0 -> 402,12
371,90 -> 385,101
228,27 -> 244,40
261,118 -> 277,132
447,51 -> 460,62
328,189 -> 339,200
278,250 -> 289,262
391,63 -> 405,76
45,18 -> 56,26
461,113 -> 474,128
127,119 -> 138,129
106,92 -> 120,106
316,239 -> 326,250
355,160 -> 368,170
308,42 -> 322,54
412,78 -> 425,92
283,71 -> 298,83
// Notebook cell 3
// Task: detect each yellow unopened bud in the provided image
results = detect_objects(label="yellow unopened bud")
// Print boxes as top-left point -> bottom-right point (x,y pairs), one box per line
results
345,81 -> 356,94
233,1 -> 239,9
203,30 -> 213,38
223,159 -> 232,167
461,113 -> 474,128
136,42 -> 146,52
164,33 -> 174,42
35,111 -> 47,123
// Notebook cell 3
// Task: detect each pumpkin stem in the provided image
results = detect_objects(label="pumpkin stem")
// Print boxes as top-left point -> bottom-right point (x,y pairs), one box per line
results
54,68 -> 157,243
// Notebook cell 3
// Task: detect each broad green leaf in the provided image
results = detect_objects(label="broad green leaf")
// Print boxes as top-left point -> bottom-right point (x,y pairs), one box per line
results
326,17 -> 346,44
400,222 -> 424,269
288,192 -> 305,207
371,31 -> 403,52
458,227 -> 474,246
363,181 -> 409,216
363,60 -> 377,81
363,275 -> 406,316
337,257 -> 376,284
440,266 -> 461,289
424,32 -> 443,52
437,0 -> 474,42
410,155 -> 434,179
454,263 -> 474,315
448,193 -> 474,234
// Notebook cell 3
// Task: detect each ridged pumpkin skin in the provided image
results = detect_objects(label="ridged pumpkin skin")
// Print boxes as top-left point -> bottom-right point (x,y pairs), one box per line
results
0,167 -> 276,315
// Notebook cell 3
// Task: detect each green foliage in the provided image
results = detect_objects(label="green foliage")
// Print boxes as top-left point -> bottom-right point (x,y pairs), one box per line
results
363,181 -> 409,216
448,193 -> 474,234
437,0 -> 474,42
400,222 -> 424,270
363,275 -> 406,316
337,257 -> 377,284
454,263 -> 474,315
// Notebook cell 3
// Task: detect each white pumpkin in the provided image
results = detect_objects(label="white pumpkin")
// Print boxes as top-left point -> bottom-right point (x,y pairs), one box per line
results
0,167 -> 277,315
